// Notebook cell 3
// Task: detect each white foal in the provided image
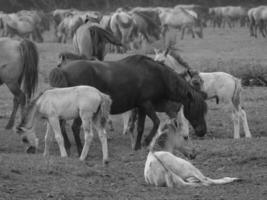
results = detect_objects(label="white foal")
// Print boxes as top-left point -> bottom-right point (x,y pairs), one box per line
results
154,49 -> 252,139
144,115 -> 240,187
16,86 -> 112,163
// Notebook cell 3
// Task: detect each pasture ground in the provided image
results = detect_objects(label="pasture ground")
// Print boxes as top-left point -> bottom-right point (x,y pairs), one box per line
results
0,27 -> 267,200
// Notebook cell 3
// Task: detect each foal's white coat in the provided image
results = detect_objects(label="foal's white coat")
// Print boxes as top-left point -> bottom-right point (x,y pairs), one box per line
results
154,50 -> 252,139
144,116 -> 239,187
17,86 -> 112,162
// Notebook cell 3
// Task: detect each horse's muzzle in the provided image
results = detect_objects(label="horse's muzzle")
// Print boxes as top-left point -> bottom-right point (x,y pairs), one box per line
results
194,125 -> 207,137
26,146 -> 36,154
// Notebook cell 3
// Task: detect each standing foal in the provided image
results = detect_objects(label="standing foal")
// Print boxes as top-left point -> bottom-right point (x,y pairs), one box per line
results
16,86 -> 111,163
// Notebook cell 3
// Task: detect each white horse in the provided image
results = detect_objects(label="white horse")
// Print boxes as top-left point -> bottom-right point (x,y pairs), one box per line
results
144,117 -> 239,187
16,86 -> 112,163
154,49 -> 252,139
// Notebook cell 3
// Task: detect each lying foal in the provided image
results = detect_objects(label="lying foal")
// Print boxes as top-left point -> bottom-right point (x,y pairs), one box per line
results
144,113 -> 240,187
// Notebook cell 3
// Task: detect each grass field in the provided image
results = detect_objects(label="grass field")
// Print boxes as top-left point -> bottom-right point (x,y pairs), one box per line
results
0,27 -> 267,200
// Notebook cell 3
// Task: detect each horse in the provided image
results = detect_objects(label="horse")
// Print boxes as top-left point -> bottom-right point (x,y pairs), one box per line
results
16,86 -> 111,163
161,7 -> 203,40
0,37 -> 39,129
121,48 -> 198,148
49,54 -> 207,154
154,49 -> 252,139
129,7 -> 162,42
1,11 -> 45,42
110,10 -> 136,52
73,24 -> 123,60
56,14 -> 83,43
248,6 -> 267,38
144,119 -> 240,187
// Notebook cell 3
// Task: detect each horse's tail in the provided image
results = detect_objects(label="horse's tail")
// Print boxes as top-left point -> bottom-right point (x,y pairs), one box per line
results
232,78 -> 242,110
205,177 -> 240,185
19,39 -> 39,100
95,93 -> 112,128
48,67 -> 68,88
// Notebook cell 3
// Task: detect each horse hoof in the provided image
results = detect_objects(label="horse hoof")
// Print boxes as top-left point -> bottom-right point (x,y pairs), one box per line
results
103,160 -> 109,166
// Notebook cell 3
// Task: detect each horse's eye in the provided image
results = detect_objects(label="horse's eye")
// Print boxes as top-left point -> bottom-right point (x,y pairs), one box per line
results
183,136 -> 189,141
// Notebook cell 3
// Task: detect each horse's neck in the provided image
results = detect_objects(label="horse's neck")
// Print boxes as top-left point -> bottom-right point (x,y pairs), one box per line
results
149,129 -> 174,153
166,55 -> 186,74
23,99 -> 40,129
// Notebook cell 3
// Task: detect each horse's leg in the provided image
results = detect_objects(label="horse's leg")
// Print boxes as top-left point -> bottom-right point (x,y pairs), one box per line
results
71,117 -> 83,156
5,82 -> 25,129
122,109 -> 138,150
43,122 -> 53,157
181,27 -> 185,40
142,102 -> 160,147
80,116 -> 94,161
48,117 -> 68,157
95,124 -> 109,165
231,110 -> 240,139
239,107 -> 252,138
134,108 -> 146,150
59,119 -> 71,156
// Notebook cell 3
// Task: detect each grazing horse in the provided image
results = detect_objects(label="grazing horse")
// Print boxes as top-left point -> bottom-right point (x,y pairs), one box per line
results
73,24 -> 123,60
0,37 -> 39,129
49,55 -> 207,154
16,86 -> 111,163
144,119 -> 240,187
154,49 -> 252,139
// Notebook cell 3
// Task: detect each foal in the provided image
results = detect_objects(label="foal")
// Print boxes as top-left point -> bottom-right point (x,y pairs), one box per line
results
154,49 -> 252,139
16,86 -> 112,163
145,109 -> 240,187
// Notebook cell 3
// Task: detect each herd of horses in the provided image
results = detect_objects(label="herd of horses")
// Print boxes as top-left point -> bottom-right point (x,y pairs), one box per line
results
0,4 -> 263,189
0,4 -> 267,55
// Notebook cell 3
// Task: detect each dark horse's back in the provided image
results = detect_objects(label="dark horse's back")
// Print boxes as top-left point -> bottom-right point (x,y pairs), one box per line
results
49,55 -> 172,114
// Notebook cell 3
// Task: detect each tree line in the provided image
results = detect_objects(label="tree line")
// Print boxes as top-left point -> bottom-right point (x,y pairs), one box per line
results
1,0 -> 266,12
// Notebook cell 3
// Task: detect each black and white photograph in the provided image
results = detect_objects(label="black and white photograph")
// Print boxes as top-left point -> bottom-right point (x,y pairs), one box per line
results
0,0 -> 266,199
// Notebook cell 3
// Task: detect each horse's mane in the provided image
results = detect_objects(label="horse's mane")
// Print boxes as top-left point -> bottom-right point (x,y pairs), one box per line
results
168,50 -> 191,70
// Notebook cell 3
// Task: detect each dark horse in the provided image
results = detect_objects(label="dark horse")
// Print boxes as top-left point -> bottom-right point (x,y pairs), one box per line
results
49,55 -> 207,154
0,37 -> 39,129
73,25 -> 123,61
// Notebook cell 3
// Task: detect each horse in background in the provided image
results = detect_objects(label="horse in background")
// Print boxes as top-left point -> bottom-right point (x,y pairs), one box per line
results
144,119 -> 240,187
73,24 -> 122,60
49,54 -> 207,154
0,38 -> 39,129
160,7 -> 203,40
248,6 -> 267,38
16,86 -> 112,163
154,49 -> 252,139
110,9 -> 136,52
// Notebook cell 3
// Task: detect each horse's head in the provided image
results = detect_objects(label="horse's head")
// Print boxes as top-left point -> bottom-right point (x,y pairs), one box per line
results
183,89 -> 207,137
188,70 -> 204,91
154,48 -> 168,64
152,115 -> 196,159
16,126 -> 39,154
